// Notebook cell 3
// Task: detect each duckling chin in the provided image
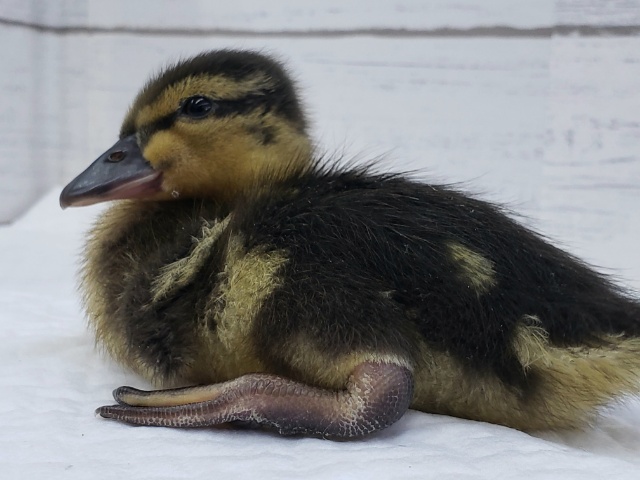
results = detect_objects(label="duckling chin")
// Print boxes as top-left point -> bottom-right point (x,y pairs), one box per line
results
61,49 -> 640,438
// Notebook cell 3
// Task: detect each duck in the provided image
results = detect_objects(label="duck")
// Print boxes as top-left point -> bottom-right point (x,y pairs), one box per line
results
60,49 -> 640,439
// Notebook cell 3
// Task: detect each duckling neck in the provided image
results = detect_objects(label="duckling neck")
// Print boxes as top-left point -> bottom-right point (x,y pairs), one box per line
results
92,198 -> 227,250
84,198 -> 229,309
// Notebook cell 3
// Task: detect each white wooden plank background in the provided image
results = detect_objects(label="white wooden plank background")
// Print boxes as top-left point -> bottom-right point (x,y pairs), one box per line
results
2,1 -> 640,223
0,2 -> 638,328
543,36 -> 640,281
2,0 -> 554,29
558,0 -> 640,25
6,0 -> 640,30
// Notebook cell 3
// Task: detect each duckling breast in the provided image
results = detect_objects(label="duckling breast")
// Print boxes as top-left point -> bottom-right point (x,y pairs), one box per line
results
82,200 -> 229,385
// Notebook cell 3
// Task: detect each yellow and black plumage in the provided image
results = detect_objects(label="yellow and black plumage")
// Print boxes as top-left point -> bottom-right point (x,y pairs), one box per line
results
60,50 -> 640,438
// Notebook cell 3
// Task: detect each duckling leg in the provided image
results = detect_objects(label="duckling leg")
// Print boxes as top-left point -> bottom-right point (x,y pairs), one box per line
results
98,361 -> 413,438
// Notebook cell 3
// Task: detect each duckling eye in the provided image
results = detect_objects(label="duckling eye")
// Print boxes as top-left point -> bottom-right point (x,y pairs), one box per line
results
180,96 -> 215,118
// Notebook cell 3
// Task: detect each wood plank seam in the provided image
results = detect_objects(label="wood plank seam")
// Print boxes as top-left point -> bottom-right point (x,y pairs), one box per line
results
2,17 -> 640,38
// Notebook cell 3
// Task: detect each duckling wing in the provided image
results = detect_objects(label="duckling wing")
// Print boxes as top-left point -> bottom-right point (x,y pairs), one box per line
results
239,170 -> 640,395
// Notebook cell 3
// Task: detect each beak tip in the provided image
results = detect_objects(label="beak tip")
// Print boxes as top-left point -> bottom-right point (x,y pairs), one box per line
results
59,187 -> 71,209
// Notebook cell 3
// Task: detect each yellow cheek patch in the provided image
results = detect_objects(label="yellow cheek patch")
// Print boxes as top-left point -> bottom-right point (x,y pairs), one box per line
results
143,130 -> 183,170
447,241 -> 496,294
143,128 -> 215,198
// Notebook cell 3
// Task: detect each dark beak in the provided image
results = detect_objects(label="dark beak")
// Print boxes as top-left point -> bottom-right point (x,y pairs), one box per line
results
60,135 -> 162,208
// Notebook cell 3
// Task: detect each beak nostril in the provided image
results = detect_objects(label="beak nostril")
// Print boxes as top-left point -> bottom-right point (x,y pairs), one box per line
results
107,151 -> 126,163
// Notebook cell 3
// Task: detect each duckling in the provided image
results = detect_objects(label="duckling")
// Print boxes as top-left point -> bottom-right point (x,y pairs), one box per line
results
60,49 -> 640,439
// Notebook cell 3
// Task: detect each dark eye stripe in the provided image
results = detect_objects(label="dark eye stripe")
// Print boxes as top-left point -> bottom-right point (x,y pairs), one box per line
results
212,94 -> 270,118
136,93 -> 274,145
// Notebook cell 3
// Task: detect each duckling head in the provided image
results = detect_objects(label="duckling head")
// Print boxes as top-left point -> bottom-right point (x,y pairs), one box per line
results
60,50 -> 311,208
